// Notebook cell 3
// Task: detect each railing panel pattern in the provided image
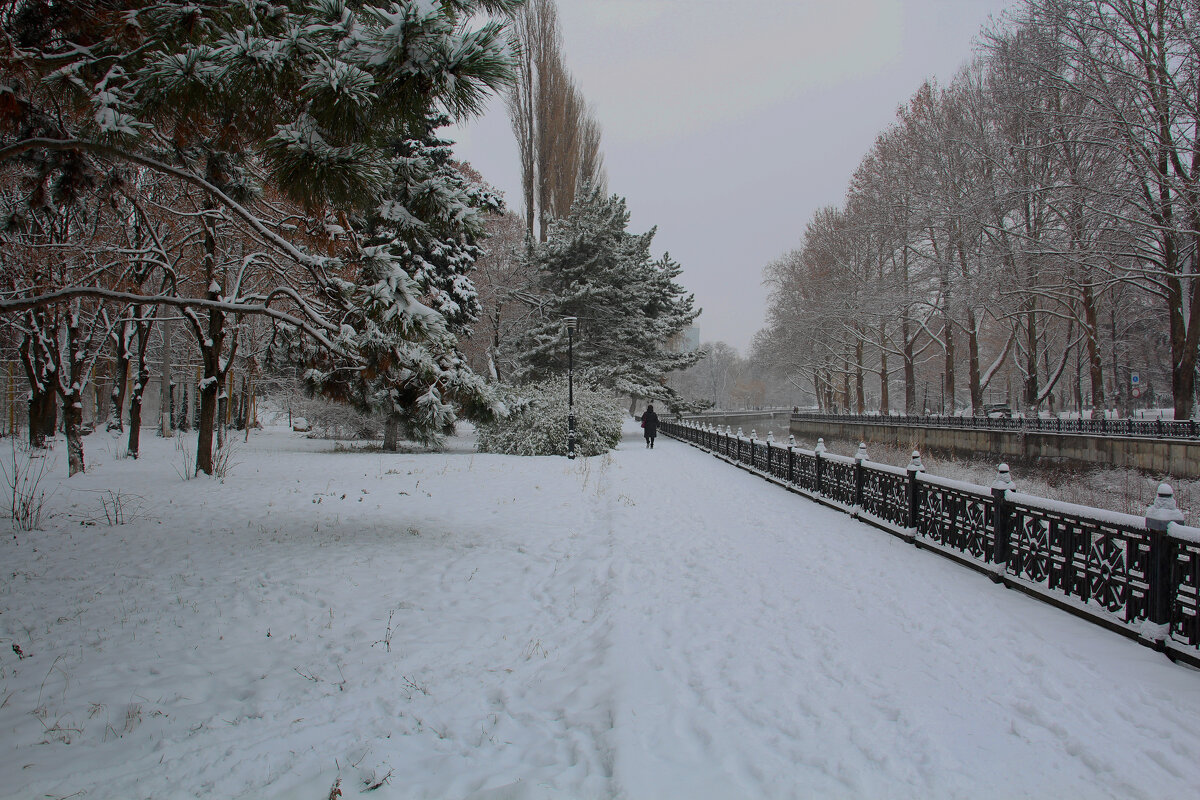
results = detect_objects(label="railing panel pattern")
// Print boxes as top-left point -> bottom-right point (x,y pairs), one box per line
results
860,466 -> 910,529
1172,539 -> 1200,647
767,445 -> 790,482
794,450 -> 817,492
658,419 -> 1200,658
821,456 -> 856,507
1005,502 -> 1151,623
752,441 -> 769,473
916,478 -> 997,562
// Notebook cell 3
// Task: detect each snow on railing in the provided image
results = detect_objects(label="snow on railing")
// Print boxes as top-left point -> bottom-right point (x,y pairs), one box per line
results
661,418 -> 1200,664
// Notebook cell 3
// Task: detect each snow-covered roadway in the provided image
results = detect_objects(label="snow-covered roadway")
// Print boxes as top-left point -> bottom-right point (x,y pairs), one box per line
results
2,421 -> 1198,799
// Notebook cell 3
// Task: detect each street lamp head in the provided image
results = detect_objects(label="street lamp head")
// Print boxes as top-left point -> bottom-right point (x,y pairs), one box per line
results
564,316 -> 578,334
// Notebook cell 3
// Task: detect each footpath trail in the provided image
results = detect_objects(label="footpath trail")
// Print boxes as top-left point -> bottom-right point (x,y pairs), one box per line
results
588,423 -> 1200,800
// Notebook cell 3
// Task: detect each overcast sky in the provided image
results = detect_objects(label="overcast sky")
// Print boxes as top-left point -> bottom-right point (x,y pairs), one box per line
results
449,0 -> 1017,354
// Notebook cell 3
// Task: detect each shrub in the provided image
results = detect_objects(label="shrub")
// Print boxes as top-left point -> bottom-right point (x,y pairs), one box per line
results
475,378 -> 623,457
281,396 -> 381,440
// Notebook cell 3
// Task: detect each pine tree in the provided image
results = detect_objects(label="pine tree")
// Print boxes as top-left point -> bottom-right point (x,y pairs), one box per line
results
1,0 -> 520,469
282,114 -> 503,449
514,184 -> 700,406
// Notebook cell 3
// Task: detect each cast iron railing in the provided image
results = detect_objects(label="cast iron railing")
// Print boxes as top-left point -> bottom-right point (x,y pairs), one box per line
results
788,411 -> 1200,440
660,419 -> 1200,663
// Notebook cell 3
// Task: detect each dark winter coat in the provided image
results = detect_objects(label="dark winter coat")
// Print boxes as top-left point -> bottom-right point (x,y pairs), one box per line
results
640,408 -> 659,436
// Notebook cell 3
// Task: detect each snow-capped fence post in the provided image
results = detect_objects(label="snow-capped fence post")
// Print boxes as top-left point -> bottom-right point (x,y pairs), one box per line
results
853,442 -> 869,509
906,450 -> 925,532
814,445 -> 824,495
1146,483 -> 1186,625
991,463 -> 1016,568
787,444 -> 795,484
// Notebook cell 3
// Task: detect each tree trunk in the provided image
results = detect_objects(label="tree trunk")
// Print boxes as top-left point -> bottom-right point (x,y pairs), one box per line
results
108,339 -> 129,433
966,309 -> 982,414
1081,283 -> 1104,411
854,336 -> 865,414
216,390 -> 226,450
179,383 -> 190,432
943,320 -> 955,415
127,354 -> 149,458
1023,301 -> 1039,411
159,317 -> 173,437
878,322 -> 890,414
27,389 -> 52,448
841,364 -> 851,415
383,414 -> 401,452
20,332 -> 52,448
903,322 -> 916,414
63,391 -> 85,476
193,193 -> 231,475
197,376 -> 218,475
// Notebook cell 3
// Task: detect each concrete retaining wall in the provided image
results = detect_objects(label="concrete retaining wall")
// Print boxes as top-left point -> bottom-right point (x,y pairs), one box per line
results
787,418 -> 1200,478
685,411 -> 791,433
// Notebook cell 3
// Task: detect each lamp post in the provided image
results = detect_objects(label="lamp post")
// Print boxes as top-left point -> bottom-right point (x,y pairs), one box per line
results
565,316 -> 577,459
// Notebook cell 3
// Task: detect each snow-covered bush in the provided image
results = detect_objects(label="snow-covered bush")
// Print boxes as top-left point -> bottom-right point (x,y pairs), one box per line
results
476,378 -> 623,457
284,397 -> 381,441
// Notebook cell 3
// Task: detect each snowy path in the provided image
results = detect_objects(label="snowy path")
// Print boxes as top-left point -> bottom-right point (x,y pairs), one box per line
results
598,430 -> 1200,799
2,422 -> 1200,799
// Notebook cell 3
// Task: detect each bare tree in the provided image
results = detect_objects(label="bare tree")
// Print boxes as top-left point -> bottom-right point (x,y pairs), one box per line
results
506,0 -> 607,241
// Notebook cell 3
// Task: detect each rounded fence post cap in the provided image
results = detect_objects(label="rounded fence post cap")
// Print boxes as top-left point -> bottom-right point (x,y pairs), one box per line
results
1148,482 -> 1185,526
992,462 -> 1015,490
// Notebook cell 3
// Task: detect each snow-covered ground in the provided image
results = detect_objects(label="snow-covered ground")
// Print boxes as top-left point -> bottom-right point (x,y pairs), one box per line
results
3,420 -> 1200,799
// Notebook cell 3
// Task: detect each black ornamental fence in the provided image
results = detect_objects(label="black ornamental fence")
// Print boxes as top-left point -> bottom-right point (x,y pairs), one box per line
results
661,419 -> 1200,666
791,411 -> 1200,440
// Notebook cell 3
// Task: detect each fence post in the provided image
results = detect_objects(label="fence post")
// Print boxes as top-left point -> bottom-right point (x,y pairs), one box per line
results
1146,483 -> 1185,626
991,463 -> 1016,568
906,450 -> 924,532
853,442 -> 868,509
787,445 -> 794,484
815,449 -> 824,495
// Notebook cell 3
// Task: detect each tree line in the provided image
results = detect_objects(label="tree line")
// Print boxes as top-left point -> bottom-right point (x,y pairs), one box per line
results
0,0 -> 701,477
757,0 -> 1199,419
0,0 -> 519,475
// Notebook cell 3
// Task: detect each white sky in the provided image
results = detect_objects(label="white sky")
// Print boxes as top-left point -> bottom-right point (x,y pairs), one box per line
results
449,0 -> 1018,354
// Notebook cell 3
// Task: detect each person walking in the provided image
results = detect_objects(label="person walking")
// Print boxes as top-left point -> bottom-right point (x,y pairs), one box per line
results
640,404 -> 659,449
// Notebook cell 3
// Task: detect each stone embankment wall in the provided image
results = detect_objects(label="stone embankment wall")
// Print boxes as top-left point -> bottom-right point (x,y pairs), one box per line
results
787,417 -> 1200,478
684,410 -> 792,434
